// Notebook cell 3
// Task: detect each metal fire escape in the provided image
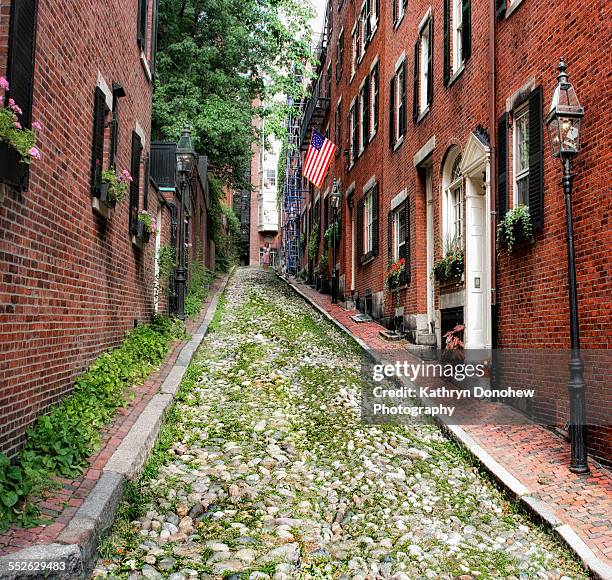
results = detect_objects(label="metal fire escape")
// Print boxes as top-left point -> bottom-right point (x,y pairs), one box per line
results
281,105 -> 303,276
280,9 -> 332,275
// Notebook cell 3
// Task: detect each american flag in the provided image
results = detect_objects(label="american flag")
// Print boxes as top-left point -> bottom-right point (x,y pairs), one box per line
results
303,130 -> 336,189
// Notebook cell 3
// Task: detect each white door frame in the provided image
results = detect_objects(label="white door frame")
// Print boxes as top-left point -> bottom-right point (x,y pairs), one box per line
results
425,165 -> 435,334
461,134 -> 492,350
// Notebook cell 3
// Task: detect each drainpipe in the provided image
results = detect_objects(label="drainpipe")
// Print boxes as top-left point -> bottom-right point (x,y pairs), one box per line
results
489,0 -> 498,349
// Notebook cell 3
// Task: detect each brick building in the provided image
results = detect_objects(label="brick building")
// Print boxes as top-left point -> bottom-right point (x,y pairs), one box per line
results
0,0 -> 213,457
295,0 -> 610,461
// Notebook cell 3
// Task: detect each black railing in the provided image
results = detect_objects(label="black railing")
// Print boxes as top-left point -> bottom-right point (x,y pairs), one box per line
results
299,73 -> 332,149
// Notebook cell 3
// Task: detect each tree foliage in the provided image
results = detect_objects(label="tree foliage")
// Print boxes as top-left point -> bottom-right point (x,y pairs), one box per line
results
154,0 -> 315,189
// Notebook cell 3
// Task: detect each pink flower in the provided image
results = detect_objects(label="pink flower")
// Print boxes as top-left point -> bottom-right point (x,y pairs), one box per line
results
28,147 -> 41,159
0,77 -> 9,91
14,121 -> 21,129
0,95 -> 4,106
8,99 -> 22,115
121,169 -> 133,182
32,121 -> 42,131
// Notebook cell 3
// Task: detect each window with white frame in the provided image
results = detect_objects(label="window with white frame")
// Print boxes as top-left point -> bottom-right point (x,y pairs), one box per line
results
359,83 -> 366,154
370,62 -> 379,139
393,202 -> 408,261
443,152 -> 464,248
359,2 -> 367,60
419,24 -> 430,114
393,0 -> 406,27
265,169 -> 276,188
452,0 -> 463,72
351,24 -> 358,78
513,104 -> 530,206
364,189 -> 374,254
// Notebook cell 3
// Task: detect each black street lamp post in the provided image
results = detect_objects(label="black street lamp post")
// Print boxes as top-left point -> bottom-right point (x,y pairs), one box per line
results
545,59 -> 589,474
330,179 -> 341,304
175,127 -> 197,321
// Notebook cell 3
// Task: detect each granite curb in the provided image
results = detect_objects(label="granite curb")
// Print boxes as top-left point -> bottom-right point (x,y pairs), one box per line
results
0,269 -> 233,580
280,274 -> 612,580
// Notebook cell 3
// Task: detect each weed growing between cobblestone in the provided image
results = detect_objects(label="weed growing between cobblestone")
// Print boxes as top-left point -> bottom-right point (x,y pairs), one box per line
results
0,316 -> 186,534
95,270 -> 587,579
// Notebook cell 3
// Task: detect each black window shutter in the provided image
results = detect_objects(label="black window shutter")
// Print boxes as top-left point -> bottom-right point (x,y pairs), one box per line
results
389,76 -> 396,148
372,185 -> 380,257
403,198 -> 411,283
392,0 -> 397,25
528,85 -> 544,230
357,198 -> 364,264
462,0 -> 472,62
427,17 -> 434,107
353,101 -> 359,159
91,87 -> 107,194
497,113 -> 509,218
143,155 -> 150,211
324,196 -> 329,231
402,0 -> 408,8
130,130 -> 143,235
373,66 -> 379,131
387,210 -> 393,262
366,0 -> 372,41
443,0 -> 451,85
150,0 -> 159,77
364,75 -> 371,141
412,40 -> 419,122
400,60 -> 407,136
496,0 -> 506,19
1,0 -> 38,190
137,0 -> 148,50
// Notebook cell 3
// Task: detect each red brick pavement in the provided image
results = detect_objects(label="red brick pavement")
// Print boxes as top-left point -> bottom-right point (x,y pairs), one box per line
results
0,278 -> 224,557
292,279 -> 612,567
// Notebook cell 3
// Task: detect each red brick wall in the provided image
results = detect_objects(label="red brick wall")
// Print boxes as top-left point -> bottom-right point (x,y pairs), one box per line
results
298,0 -> 610,461
0,0 -> 161,457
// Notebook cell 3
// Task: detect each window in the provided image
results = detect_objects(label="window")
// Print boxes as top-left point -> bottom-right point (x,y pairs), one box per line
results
349,99 -> 359,166
413,16 -> 433,120
129,130 -> 143,235
419,25 -> 429,113
359,82 -> 367,155
334,100 -> 343,156
357,184 -> 379,263
91,87 -> 110,194
442,151 -> 463,248
370,62 -> 379,139
444,0 -> 471,84
336,30 -> 344,82
390,60 -> 407,147
393,203 -> 408,261
513,104 -> 530,206
137,0 -> 148,50
351,24 -> 358,79
369,0 -> 380,36
359,5 -> 366,61
265,169 -> 276,188
393,0 -> 407,27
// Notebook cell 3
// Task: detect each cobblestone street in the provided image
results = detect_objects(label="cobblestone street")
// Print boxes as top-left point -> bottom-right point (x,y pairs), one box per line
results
94,269 -> 586,579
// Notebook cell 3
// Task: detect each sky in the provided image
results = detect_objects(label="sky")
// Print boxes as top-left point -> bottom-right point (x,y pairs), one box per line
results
310,0 -> 326,37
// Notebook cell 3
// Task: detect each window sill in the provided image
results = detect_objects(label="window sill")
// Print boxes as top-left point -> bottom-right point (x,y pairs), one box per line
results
140,51 -> 152,83
506,0 -> 526,19
350,71 -> 356,85
448,64 -> 465,87
393,135 -> 404,152
360,254 -> 375,267
393,13 -> 405,31
416,106 -> 430,124
369,130 -> 377,144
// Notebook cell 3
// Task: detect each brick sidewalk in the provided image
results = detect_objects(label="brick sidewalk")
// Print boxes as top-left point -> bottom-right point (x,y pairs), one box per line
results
290,278 -> 612,570
0,277 -> 224,557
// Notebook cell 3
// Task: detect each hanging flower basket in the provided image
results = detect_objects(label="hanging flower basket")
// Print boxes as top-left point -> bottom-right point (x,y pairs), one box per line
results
433,249 -> 464,283
95,168 -> 132,208
497,204 -> 534,254
385,258 -> 406,290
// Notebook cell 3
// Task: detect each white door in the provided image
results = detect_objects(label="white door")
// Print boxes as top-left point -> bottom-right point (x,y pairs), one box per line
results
425,167 -> 435,334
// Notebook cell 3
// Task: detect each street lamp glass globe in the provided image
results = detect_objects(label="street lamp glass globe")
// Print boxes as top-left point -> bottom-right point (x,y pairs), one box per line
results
176,127 -> 197,175
546,60 -> 584,159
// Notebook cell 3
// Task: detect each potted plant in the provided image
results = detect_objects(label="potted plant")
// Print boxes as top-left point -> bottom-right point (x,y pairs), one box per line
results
385,257 -> 406,291
497,204 -> 534,254
96,168 -> 132,208
319,251 -> 330,294
136,210 -> 156,244
433,235 -> 464,284
441,324 -> 465,364
324,222 -> 339,248
0,76 -> 42,185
